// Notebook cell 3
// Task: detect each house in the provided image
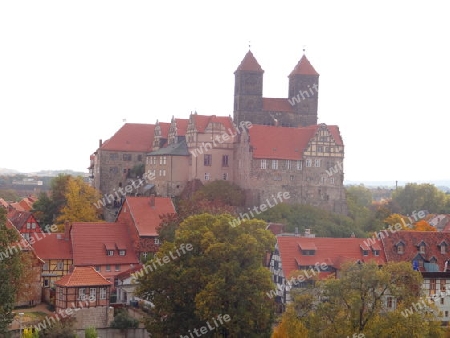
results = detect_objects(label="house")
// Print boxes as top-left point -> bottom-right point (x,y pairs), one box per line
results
269,233 -> 387,306
70,222 -> 139,286
54,266 -> 113,329
116,196 -> 176,260
7,210 -> 43,241
116,264 -> 143,305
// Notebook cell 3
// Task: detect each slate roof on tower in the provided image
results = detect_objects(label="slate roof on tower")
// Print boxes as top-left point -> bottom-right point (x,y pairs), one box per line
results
235,50 -> 264,73
100,123 -> 155,152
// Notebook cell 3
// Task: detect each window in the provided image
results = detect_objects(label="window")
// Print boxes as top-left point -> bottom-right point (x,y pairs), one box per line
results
109,167 -> 118,174
272,160 -> 278,169
109,153 -> 118,161
397,244 -> 404,254
106,265 -> 111,272
387,296 -> 394,309
204,154 -> 212,166
204,173 -> 210,181
302,250 -> 315,256
306,159 -> 312,167
59,287 -> 64,300
44,279 -> 49,287
320,177 -> 325,184
100,287 -> 107,300
290,175 -> 294,181
297,161 -> 302,170
286,160 -> 291,170
57,261 -> 64,270
90,288 -> 96,300
274,261 -> 279,270
137,155 -> 143,161
441,279 -> 446,292
119,250 -> 126,256
107,250 -> 114,256
159,169 -> 166,177
373,250 -> 380,256
95,266 -> 100,272
123,154 -> 132,161
160,156 -> 167,165
115,265 -> 120,272
154,238 -> 160,245
223,173 -> 228,180
314,159 -> 321,167
330,177 -> 335,185
31,222 -> 36,229
78,288 -> 86,300
446,311 -> 449,318
27,222 -> 31,229
441,298 -> 445,305
222,155 -> 229,167
441,243 -> 447,254
430,279 -> 437,295
43,262 -> 49,270
363,250 -> 369,256
419,244 -> 426,254
261,159 -> 267,169
317,146 -> 323,152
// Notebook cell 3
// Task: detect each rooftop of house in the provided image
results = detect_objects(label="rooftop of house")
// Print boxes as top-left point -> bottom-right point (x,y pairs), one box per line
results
276,236 -> 387,280
7,210 -> 41,232
189,114 -> 235,134
172,118 -> 189,136
55,266 -> 112,287
120,196 -> 176,237
148,139 -> 190,156
32,233 -> 73,260
248,124 -> 343,160
100,123 -> 155,152
116,263 -> 143,281
70,222 -> 139,266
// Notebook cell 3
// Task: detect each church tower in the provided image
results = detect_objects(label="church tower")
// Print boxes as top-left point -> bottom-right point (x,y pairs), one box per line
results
233,50 -> 264,125
288,54 -> 319,126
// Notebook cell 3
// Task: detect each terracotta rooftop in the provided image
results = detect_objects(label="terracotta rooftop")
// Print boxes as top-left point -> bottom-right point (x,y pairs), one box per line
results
7,210 -> 39,232
174,118 -> 189,136
70,222 -> 139,266
289,54 -> 319,77
55,266 -> 111,287
262,98 -> 294,113
158,122 -> 171,138
121,196 -> 176,237
116,264 -> 143,281
235,50 -> 264,73
277,236 -> 387,280
189,114 -> 234,134
100,123 -> 155,152
381,231 -> 450,272
32,233 -> 73,260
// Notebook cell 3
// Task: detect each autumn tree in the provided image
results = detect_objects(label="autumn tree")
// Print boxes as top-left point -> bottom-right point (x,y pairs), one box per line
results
392,183 -> 450,214
283,261 -> 443,338
137,214 -> 276,337
56,176 -> 102,224
0,208 -> 25,334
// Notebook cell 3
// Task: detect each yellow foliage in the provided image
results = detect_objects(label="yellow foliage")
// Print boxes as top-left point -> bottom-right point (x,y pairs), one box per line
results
271,306 -> 308,338
411,220 -> 436,232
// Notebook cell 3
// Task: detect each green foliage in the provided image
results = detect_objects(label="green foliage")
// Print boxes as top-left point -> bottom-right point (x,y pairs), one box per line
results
84,326 -> 98,338
282,261 -> 444,338
0,208 -> 25,335
37,316 -> 76,337
392,183 -> 450,214
193,180 -> 245,206
110,309 -> 139,329
138,213 -> 275,337
346,184 -> 373,208
130,163 -> 145,178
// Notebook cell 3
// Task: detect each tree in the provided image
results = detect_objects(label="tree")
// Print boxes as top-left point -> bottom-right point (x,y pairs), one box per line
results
346,185 -> 373,208
392,183 -> 450,214
284,261 -> 443,337
271,305 -> 309,338
193,180 -> 246,206
37,316 -> 76,338
110,309 -> 139,330
0,208 -> 25,335
410,220 -> 436,232
137,214 -> 276,337
55,176 -> 103,224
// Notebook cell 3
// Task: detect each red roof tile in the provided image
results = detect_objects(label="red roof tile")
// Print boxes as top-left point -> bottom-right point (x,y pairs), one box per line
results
159,122 -> 171,138
289,54 -> 319,76
116,264 -> 143,280
9,202 -> 25,212
277,236 -> 387,280
122,196 -> 176,237
190,114 -> 234,134
70,222 -> 139,266
55,266 -> 111,287
7,210 -> 40,232
32,233 -> 73,260
262,98 -> 294,113
235,50 -> 264,73
381,231 -> 450,271
101,123 -> 155,152
175,118 -> 189,136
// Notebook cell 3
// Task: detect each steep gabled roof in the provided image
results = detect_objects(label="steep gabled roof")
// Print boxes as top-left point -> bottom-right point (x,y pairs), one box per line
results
277,236 -> 387,280
174,118 -> 189,136
32,233 -> 73,260
121,196 -> 176,237
189,114 -> 234,134
70,222 -> 138,266
289,54 -> 319,77
55,266 -> 111,287
100,123 -> 155,152
7,210 -> 39,231
158,122 -> 171,138
235,50 -> 264,73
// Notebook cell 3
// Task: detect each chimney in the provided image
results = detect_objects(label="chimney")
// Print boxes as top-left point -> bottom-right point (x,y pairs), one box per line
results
99,139 -> 103,148
149,195 -> 155,207
64,221 -> 71,241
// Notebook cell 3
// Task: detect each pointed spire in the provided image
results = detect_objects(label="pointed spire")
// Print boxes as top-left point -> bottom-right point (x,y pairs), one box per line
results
235,50 -> 264,73
289,54 -> 319,77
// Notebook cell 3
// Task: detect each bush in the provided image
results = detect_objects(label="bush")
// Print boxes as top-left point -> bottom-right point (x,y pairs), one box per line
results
84,327 -> 97,338
110,309 -> 139,330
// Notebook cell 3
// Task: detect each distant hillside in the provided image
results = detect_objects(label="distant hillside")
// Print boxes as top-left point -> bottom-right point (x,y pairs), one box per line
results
345,180 -> 450,193
0,168 -> 19,174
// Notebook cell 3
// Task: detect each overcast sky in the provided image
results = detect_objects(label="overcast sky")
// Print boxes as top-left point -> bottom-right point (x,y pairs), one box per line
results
1,1 -> 449,183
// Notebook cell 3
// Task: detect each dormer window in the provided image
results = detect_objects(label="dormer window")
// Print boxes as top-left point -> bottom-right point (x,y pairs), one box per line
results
419,245 -> 426,254
396,243 -> 405,254
373,250 -> 380,256
107,250 -> 114,256
302,250 -> 315,256
298,243 -> 317,256
362,250 -> 369,256
119,250 -> 126,256
440,241 -> 448,254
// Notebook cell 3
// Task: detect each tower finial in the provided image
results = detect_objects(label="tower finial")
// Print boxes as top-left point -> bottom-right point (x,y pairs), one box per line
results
249,40 -> 251,50
303,45 -> 306,54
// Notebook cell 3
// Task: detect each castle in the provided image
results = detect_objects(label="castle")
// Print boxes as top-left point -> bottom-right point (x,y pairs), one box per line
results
89,51 -> 347,214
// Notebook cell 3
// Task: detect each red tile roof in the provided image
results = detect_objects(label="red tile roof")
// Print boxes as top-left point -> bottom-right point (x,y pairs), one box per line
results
18,198 -> 33,211
262,98 -> 294,113
32,233 -> 73,260
7,210 -> 40,232
9,202 -> 25,212
289,54 -> 319,76
235,50 -> 264,73
381,231 -> 450,271
116,264 -> 143,281
277,236 -> 387,280
248,124 -> 343,160
175,118 -> 189,136
55,266 -> 111,287
101,123 -> 155,152
70,222 -> 139,266
159,122 -> 171,138
189,114 -> 234,134
122,196 -> 176,237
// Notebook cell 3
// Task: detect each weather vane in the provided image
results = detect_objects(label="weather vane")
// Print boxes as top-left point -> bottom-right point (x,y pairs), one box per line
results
249,41 -> 251,50
303,45 -> 306,54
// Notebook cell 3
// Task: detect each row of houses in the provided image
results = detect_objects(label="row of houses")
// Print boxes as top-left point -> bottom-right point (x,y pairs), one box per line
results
269,228 -> 450,321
